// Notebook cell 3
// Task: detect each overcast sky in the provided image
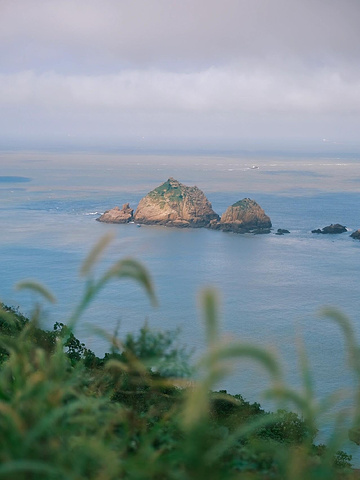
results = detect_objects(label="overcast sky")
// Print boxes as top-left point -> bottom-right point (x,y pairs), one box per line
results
1,0 -> 360,151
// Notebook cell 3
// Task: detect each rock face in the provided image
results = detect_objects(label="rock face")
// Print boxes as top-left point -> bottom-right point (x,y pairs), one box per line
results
216,198 -> 272,234
134,178 -> 219,227
97,203 -> 134,223
311,224 -> 347,234
350,229 -> 360,240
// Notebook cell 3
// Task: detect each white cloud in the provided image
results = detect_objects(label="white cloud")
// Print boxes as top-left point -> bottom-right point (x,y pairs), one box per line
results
0,0 -> 359,146
1,66 -> 360,115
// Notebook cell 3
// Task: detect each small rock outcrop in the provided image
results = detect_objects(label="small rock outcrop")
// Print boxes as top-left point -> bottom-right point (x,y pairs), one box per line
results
97,203 -> 134,223
311,224 -> 347,234
350,229 -> 360,240
275,229 -> 290,235
215,198 -> 272,234
134,178 -> 219,227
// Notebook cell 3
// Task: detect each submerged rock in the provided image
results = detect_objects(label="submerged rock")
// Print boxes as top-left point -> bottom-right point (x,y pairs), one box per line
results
134,177 -> 219,227
311,224 -> 347,234
97,203 -> 134,223
215,198 -> 272,234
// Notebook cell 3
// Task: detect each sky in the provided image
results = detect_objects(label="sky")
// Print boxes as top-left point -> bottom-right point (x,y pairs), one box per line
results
1,0 -> 360,152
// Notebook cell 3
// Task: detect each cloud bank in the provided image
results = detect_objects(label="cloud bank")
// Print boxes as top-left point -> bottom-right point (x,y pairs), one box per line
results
1,0 -> 360,149
2,67 -> 360,114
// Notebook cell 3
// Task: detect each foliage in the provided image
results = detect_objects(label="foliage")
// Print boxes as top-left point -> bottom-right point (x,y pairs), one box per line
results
232,198 -> 254,210
150,178 -> 184,203
0,236 -> 358,479
120,322 -> 192,378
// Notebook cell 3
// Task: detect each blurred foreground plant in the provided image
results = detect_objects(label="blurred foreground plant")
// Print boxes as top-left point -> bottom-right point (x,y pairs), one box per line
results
0,235 -> 357,479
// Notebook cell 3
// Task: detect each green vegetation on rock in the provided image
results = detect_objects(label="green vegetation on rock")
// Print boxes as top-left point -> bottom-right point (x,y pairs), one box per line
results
149,178 -> 184,203
232,198 -> 255,209
135,178 -> 219,226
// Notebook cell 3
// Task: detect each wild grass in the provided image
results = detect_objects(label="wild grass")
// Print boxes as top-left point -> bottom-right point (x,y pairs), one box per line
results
0,235 -> 358,479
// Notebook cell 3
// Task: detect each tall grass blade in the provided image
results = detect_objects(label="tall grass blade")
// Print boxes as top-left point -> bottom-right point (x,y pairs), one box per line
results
15,281 -> 56,304
201,288 -> 219,347
80,232 -> 114,277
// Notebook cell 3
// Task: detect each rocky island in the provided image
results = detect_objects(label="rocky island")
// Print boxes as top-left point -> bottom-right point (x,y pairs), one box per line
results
97,178 -> 273,234
350,229 -> 360,240
311,224 -> 347,234
211,198 -> 272,234
96,203 -> 134,223
133,177 -> 219,227
275,229 -> 290,235
212,198 -> 272,234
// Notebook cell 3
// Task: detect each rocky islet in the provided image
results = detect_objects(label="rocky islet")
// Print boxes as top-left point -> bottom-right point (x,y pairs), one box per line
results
96,203 -> 134,223
350,230 -> 360,240
212,198 -> 272,234
97,178 -> 272,234
311,224 -> 347,234
275,229 -> 291,235
133,177 -> 219,228
97,178 -> 360,238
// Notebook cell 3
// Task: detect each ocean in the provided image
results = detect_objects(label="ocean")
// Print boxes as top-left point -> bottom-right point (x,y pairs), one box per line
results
1,149 -> 360,458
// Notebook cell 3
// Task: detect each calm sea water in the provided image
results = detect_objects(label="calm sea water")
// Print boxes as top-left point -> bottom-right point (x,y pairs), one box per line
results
1,150 -> 360,457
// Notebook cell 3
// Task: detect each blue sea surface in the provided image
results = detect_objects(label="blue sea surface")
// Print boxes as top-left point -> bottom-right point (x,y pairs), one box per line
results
1,150 -> 360,458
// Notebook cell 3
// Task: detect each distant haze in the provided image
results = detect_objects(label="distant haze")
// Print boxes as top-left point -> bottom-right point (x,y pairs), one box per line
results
1,0 -> 360,152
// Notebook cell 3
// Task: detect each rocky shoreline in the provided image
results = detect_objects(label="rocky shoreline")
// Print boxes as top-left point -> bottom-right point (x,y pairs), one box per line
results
97,177 -> 360,239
